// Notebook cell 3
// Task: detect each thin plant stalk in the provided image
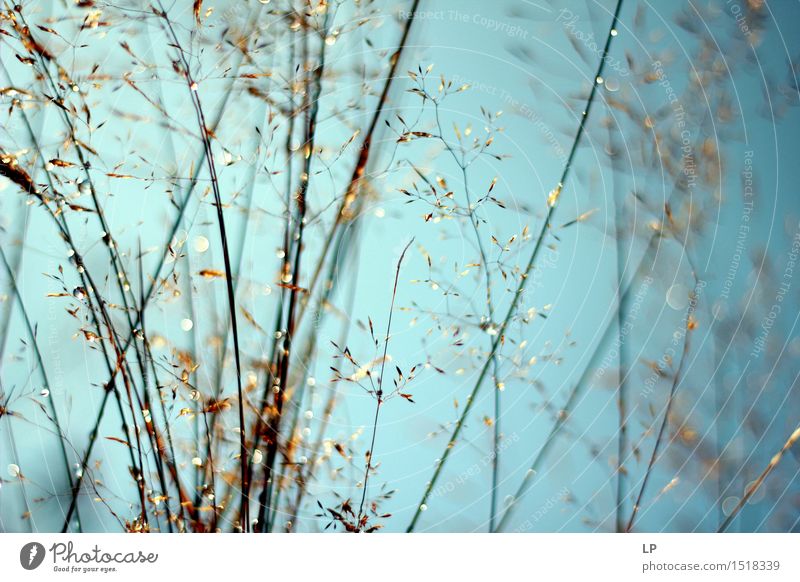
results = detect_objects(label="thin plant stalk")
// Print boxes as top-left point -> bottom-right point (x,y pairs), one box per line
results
155,1 -> 250,530
296,0 -> 422,328
615,204 -> 628,532
356,238 -> 414,525
718,423 -> 800,532
0,247 -> 78,527
406,0 -> 625,532
257,19 -> 331,532
626,298 -> 696,532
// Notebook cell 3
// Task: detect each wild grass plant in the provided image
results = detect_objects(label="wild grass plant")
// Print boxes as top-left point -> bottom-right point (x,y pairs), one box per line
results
0,0 -> 798,533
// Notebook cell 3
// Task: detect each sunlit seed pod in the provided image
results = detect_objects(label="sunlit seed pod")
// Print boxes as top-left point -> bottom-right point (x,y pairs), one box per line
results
304,410 -> 314,420
419,504 -> 428,512
193,235 -> 209,253
192,457 -> 203,467
180,318 -> 194,331
40,388 -> 50,397
7,463 -> 20,477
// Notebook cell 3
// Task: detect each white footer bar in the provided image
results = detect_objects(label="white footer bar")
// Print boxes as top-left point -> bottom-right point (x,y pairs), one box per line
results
1,533 -> 796,581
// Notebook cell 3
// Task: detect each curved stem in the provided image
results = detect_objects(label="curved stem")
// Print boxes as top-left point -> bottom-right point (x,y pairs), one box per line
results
356,238 -> 414,525
406,0 -> 625,533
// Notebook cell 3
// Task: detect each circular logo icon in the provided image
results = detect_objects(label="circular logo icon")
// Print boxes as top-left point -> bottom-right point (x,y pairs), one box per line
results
19,542 -> 46,570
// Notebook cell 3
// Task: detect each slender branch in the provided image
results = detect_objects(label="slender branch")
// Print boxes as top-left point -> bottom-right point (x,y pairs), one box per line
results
626,287 -> 697,532
406,0 -> 625,532
295,0 -> 423,328
0,247 -> 78,527
154,0 -> 250,530
257,14 -> 331,532
718,423 -> 800,532
356,238 -> 414,527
